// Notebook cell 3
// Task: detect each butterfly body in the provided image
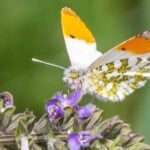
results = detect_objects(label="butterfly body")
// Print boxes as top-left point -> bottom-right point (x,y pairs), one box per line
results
64,56 -> 148,101
61,7 -> 150,102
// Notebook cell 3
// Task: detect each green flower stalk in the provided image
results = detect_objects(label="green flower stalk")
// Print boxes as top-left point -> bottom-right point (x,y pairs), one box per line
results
0,91 -> 149,150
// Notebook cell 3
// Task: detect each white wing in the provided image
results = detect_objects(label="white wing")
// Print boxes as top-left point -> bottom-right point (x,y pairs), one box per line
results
61,7 -> 102,69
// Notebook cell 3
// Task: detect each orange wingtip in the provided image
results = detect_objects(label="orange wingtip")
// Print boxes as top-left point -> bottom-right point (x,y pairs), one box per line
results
61,7 -> 95,43
117,31 -> 150,54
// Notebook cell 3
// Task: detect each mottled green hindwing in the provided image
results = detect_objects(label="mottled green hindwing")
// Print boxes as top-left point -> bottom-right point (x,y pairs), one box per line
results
86,57 -> 150,102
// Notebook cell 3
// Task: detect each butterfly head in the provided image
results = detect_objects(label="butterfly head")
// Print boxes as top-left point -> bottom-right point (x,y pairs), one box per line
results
63,66 -> 86,90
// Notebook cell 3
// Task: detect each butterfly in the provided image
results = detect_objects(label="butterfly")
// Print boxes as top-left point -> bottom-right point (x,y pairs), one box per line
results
32,7 -> 150,102
61,7 -> 150,102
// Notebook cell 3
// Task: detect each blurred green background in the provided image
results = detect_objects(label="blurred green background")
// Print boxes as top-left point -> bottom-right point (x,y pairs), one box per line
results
0,0 -> 150,143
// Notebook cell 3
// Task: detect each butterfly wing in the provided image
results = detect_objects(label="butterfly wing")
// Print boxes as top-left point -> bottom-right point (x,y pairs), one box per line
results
61,7 -> 102,69
86,31 -> 150,102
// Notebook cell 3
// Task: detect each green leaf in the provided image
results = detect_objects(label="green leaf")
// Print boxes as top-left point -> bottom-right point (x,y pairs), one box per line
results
31,143 -> 43,150
1,107 -> 16,129
32,114 -> 48,134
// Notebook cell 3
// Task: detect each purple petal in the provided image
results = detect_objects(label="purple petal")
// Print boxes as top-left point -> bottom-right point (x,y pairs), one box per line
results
46,98 -> 58,106
77,104 -> 96,120
68,131 -> 94,150
63,90 -> 82,107
68,89 -> 82,102
46,99 -> 64,122
0,92 -> 14,108
79,131 -> 94,147
45,90 -> 83,123
53,94 -> 66,103
68,133 -> 81,150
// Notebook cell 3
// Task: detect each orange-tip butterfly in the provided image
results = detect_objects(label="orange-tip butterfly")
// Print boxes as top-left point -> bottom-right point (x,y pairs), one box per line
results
32,7 -> 150,102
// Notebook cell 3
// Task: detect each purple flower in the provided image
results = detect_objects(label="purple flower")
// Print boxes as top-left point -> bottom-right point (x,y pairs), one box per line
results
77,104 -> 96,120
46,99 -> 64,122
62,89 -> 82,108
68,131 -> 95,150
46,90 -> 82,123
0,92 -> 14,110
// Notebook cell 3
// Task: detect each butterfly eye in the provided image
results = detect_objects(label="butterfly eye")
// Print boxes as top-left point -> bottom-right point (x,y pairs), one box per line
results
70,71 -> 79,79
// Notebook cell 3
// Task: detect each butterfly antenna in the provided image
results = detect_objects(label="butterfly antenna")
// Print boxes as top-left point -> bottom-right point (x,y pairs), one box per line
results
32,58 -> 66,70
